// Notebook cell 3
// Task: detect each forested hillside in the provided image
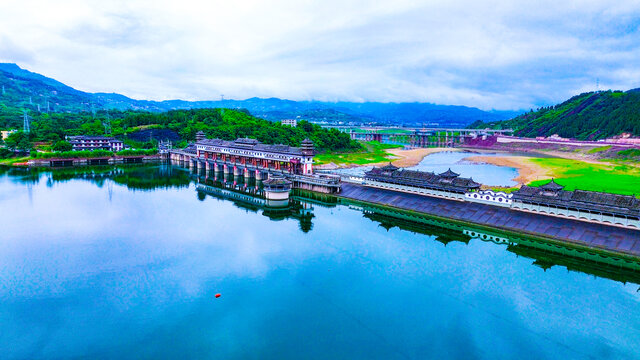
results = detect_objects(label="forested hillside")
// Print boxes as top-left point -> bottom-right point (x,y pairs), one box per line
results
0,107 -> 360,152
123,108 -> 360,151
470,89 -> 640,140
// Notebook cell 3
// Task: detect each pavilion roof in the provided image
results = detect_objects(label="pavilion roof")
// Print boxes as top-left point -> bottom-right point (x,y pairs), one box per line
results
380,163 -> 399,171
364,166 -> 480,192
439,168 -> 460,178
539,179 -> 564,191
513,185 -> 640,215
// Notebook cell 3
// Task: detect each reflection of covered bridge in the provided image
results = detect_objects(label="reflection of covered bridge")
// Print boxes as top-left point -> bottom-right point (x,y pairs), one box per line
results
347,128 -> 513,147
169,135 -> 342,194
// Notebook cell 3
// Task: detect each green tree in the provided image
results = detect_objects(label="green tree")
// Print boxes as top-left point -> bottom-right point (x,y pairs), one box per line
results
4,131 -> 31,151
53,140 -> 72,152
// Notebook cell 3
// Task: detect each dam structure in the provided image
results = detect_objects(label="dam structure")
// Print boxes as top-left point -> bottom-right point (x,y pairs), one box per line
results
198,179 -> 640,277
170,136 -> 640,259
168,133 -> 341,194
356,164 -> 640,230
340,163 -> 640,259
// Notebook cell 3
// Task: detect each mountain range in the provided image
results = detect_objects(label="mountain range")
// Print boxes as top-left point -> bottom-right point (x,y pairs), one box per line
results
0,63 -> 518,127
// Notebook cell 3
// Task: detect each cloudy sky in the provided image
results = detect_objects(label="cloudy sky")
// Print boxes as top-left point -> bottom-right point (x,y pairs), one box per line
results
0,0 -> 639,110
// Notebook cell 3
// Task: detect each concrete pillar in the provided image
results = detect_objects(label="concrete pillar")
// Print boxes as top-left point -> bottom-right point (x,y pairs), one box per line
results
255,170 -> 263,180
223,164 -> 229,174
233,166 -> 241,176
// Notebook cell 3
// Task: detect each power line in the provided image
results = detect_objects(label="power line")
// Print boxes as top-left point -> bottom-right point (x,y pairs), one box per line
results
103,112 -> 111,135
23,110 -> 31,133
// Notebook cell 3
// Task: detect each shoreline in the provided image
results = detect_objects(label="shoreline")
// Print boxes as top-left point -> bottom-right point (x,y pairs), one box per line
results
385,147 -> 462,167
463,155 -> 550,185
315,147 -> 461,170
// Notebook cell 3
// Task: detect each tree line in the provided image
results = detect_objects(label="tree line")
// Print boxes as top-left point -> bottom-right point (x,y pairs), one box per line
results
0,107 -> 361,155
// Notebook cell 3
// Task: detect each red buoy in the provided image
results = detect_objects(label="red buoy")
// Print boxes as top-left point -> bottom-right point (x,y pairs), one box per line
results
215,293 -> 221,298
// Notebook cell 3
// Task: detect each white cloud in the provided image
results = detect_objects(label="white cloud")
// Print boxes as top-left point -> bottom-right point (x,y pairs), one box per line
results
0,0 -> 639,110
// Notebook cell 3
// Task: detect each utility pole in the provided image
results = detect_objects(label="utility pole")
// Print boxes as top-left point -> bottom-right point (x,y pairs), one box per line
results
23,110 -> 31,133
220,94 -> 225,115
103,113 -> 111,135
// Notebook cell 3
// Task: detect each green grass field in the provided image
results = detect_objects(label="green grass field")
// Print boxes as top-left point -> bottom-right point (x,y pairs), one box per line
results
0,157 -> 30,166
315,141 -> 402,166
586,145 -> 611,154
528,158 -> 640,196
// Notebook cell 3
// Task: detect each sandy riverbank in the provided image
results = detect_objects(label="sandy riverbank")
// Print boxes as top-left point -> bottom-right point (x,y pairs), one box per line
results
386,147 -> 461,167
464,155 -> 550,185
315,147 -> 459,170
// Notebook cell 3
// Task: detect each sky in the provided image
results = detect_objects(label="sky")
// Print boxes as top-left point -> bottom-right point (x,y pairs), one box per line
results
0,0 -> 639,110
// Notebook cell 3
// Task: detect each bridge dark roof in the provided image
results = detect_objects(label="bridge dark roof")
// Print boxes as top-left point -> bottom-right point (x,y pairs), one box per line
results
513,185 -> 640,217
380,163 -> 399,172
183,143 -> 197,154
539,179 -> 564,191
197,138 -> 307,156
439,168 -> 459,178
365,166 -> 480,193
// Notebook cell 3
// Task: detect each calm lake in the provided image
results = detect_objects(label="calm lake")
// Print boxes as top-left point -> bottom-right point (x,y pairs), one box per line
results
1,165 -> 639,359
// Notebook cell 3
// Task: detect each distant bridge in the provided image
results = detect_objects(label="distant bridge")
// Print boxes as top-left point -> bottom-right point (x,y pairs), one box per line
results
327,127 -> 513,147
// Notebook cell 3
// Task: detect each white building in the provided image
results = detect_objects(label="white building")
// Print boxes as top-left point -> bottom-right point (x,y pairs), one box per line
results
281,119 -> 297,127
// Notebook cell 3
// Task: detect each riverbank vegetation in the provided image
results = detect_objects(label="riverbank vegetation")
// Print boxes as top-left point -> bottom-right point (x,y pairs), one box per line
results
464,154 -> 640,196
314,141 -> 401,166
526,158 -> 640,196
0,108 -> 360,154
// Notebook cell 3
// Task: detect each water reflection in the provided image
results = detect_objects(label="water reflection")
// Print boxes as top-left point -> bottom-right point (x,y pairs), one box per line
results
195,177 -> 315,233
2,164 -> 640,359
3,164 -> 638,286
190,169 -> 640,286
349,201 -> 640,286
1,164 -> 192,191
